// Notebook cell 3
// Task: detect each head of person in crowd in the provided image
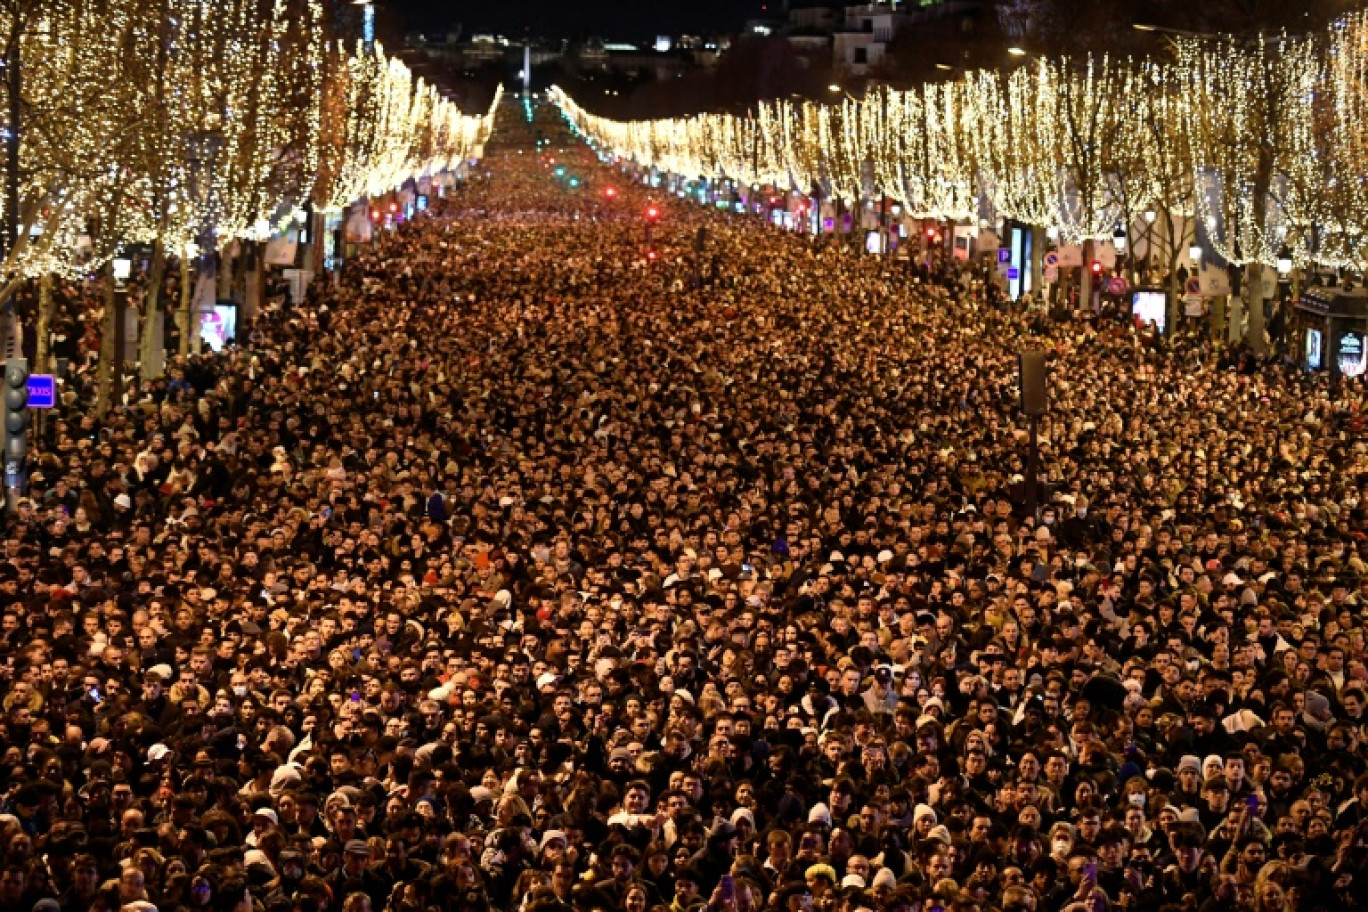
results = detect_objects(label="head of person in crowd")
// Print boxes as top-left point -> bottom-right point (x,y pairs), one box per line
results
2,101 -> 1368,912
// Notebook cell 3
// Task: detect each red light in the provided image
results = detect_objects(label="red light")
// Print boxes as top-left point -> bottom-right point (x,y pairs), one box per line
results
605,187 -> 617,199
1091,261 -> 1103,275
389,203 -> 398,213
646,250 -> 658,262
645,206 -> 660,221
370,210 -> 379,220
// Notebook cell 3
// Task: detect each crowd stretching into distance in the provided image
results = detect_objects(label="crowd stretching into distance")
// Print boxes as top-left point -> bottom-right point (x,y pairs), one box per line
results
3,102 -> 1368,912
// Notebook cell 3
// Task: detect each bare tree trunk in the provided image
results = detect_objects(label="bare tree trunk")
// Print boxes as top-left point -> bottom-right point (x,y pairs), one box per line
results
1228,269 -> 1245,345
140,239 -> 166,379
1245,266 -> 1268,354
1031,226 -> 1045,300
34,273 -> 52,373
233,242 -> 253,305
216,245 -> 231,300
95,263 -> 117,415
1164,212 -> 1183,335
178,254 -> 192,357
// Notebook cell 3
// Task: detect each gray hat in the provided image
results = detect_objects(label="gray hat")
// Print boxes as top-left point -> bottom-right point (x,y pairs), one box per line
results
344,839 -> 371,856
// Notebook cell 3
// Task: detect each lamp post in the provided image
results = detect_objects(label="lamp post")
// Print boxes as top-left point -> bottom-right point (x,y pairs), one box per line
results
828,84 -> 858,103
1276,247 -> 1293,278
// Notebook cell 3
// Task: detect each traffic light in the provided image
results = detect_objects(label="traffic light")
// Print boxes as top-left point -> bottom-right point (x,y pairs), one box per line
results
646,249 -> 658,263
604,187 -> 617,200
1090,261 -> 1104,278
555,166 -> 566,178
3,358 -> 27,486
645,205 -> 660,221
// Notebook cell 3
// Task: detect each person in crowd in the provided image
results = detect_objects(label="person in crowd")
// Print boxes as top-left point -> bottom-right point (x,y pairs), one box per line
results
1,101 -> 1367,912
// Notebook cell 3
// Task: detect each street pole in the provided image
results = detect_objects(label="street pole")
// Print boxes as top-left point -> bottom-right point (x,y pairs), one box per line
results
34,272 -> 51,373
880,190 -> 888,258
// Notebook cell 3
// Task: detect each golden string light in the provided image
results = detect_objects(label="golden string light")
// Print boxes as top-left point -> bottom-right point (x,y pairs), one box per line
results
1289,12 -> 1368,271
1180,32 -> 1315,267
552,14 -> 1368,275
0,0 -> 495,288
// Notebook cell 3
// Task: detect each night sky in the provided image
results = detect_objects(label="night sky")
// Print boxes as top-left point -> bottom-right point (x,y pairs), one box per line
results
392,0 -> 764,40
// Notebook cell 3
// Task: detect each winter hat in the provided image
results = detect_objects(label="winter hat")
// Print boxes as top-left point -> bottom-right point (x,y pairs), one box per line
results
805,864 -> 837,884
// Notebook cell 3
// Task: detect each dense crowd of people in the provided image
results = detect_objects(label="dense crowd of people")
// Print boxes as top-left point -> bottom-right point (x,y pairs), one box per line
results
2,100 -> 1368,912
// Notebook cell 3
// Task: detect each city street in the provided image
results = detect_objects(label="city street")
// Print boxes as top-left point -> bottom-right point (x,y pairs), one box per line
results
1,97 -> 1366,912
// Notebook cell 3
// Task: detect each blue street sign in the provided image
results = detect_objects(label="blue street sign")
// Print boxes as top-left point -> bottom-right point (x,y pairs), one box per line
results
998,249 -> 1012,264
27,374 -> 54,409
1007,267 -> 1020,280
